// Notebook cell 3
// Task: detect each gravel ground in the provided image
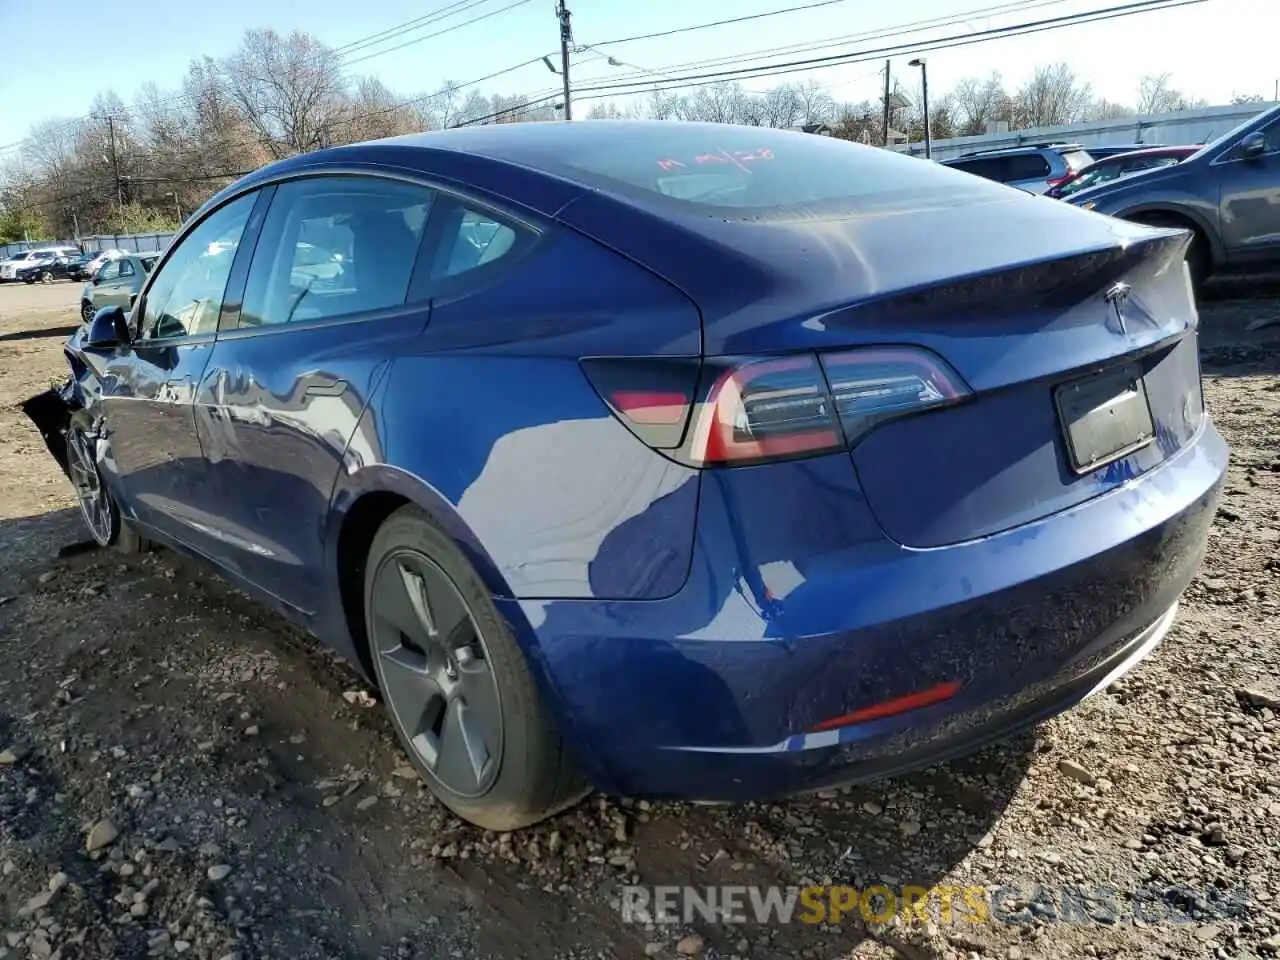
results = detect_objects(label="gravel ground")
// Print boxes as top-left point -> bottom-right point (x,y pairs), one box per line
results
0,278 -> 1278,960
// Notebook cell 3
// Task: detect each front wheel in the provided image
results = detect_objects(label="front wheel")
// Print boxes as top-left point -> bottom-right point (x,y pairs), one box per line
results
363,505 -> 588,829
81,300 -> 95,325
64,423 -> 149,554
65,425 -> 120,547
40,271 -> 54,284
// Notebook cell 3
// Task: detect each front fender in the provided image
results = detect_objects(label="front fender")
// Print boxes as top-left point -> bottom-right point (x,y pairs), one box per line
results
1107,198 -> 1223,263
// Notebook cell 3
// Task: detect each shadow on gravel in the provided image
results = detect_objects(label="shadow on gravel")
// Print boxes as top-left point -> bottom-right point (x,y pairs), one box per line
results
613,740 -> 1033,958
1198,275 -> 1280,377
0,323 -> 79,344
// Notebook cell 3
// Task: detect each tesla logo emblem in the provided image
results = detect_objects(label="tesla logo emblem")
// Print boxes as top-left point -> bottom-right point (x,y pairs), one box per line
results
1105,282 -> 1132,335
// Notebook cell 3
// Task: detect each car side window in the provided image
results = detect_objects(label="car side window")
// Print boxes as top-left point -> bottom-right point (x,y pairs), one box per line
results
98,261 -> 119,282
1006,155 -> 1051,180
117,260 -> 135,278
239,176 -> 434,328
141,192 -> 256,340
438,209 -> 520,278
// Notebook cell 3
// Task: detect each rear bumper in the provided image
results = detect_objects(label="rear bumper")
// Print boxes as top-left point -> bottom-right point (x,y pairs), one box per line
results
503,420 -> 1227,800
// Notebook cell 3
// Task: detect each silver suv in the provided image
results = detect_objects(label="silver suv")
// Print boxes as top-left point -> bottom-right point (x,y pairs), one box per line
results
943,144 -> 1095,194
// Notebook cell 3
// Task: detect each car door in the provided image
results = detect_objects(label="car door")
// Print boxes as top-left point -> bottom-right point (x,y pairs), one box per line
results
92,259 -> 130,308
193,173 -> 437,613
1216,114 -> 1280,263
97,191 -> 262,548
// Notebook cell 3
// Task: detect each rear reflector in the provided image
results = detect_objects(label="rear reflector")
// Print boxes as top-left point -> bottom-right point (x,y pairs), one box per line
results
808,680 -> 963,732
583,346 -> 970,468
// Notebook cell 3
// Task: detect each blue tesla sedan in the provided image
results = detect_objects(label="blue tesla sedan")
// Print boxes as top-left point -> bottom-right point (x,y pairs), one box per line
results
27,121 -> 1226,829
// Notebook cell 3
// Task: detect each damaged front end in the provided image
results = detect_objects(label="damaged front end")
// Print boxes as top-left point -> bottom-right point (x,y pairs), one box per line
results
21,378 -> 81,480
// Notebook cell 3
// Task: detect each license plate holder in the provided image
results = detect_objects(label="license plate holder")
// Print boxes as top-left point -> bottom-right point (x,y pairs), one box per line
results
1054,362 -> 1154,474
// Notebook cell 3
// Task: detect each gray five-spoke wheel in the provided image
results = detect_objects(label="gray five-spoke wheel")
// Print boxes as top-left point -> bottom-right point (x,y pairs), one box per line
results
66,429 -> 115,546
369,551 -> 503,799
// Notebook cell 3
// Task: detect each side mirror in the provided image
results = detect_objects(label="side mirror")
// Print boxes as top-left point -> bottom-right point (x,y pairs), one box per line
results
85,306 -> 130,350
1239,131 -> 1267,159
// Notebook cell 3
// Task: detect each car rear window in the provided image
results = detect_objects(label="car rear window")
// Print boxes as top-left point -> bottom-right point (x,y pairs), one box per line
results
1063,150 -> 1094,171
528,126 -> 1008,216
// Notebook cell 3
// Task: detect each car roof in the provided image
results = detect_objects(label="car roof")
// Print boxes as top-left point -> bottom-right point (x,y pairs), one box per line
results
948,143 -> 1084,160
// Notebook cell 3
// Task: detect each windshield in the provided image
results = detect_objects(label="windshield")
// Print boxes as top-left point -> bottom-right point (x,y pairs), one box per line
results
1057,157 -> 1180,197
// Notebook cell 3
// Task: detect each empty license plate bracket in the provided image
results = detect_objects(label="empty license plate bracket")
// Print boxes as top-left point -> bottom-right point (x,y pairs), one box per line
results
1054,362 -> 1155,474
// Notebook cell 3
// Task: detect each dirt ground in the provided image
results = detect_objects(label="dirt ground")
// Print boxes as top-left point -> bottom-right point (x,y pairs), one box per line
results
0,276 -> 1278,960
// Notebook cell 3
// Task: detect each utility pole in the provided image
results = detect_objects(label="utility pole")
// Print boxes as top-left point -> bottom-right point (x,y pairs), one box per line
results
96,114 -> 124,212
909,58 -> 931,159
556,0 -> 573,120
881,60 -> 891,146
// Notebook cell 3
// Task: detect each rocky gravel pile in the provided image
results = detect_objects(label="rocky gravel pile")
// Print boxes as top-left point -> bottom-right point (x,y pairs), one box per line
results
1,288 -> 1278,960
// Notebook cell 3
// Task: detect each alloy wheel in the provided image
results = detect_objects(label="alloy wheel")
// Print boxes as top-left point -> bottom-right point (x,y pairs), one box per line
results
66,429 -> 115,546
369,550 -> 504,798
81,301 -> 95,325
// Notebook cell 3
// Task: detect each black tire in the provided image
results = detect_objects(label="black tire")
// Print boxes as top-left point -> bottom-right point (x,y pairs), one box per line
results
65,420 -> 150,555
363,505 -> 588,829
81,300 -> 95,325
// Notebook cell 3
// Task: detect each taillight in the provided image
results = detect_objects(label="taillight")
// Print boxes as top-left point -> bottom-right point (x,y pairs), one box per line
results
821,348 -> 967,445
1046,173 -> 1075,188
692,355 -> 843,465
582,347 -> 969,468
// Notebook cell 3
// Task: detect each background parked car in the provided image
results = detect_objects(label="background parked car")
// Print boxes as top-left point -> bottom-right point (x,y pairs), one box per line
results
83,248 -> 126,277
1067,104 -> 1280,286
1083,143 -> 1169,160
79,253 -> 158,324
0,246 -> 80,281
1047,146 -> 1199,199
18,253 -> 93,284
942,143 -> 1094,193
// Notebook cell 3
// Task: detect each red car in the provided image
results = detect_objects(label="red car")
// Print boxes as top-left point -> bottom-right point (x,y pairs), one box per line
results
1047,146 -> 1200,199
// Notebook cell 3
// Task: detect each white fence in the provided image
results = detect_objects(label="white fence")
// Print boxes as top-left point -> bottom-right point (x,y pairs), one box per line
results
898,102 -> 1278,161
1,231 -> 174,262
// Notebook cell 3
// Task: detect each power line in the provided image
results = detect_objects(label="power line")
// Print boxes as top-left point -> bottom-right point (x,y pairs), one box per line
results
589,0 -> 857,47
342,0 -> 536,67
574,0 -> 1074,88
332,0 -> 494,55
568,0 -> 1202,98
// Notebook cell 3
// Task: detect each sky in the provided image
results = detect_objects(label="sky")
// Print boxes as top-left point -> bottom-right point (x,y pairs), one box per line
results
0,0 -> 1276,150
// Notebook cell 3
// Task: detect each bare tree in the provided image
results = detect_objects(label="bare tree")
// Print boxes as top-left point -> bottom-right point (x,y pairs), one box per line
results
1013,63 -> 1092,128
1137,73 -> 1188,115
759,85 -> 804,129
795,80 -> 835,124
1090,99 -> 1134,121
950,73 -> 1009,135
220,29 -> 348,158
